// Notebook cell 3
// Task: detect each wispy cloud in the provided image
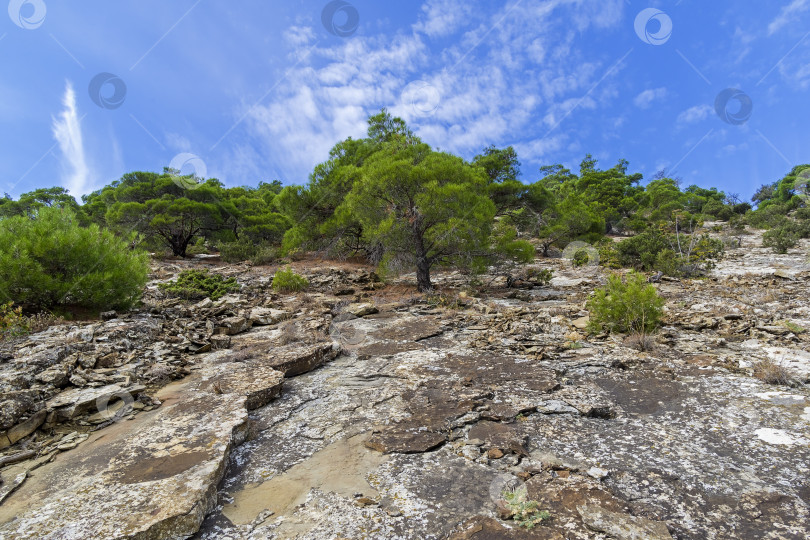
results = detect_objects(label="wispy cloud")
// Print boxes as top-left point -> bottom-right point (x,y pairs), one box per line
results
768,0 -> 810,35
677,104 -> 713,124
633,88 -> 667,109
51,81 -> 90,196
242,0 -> 627,180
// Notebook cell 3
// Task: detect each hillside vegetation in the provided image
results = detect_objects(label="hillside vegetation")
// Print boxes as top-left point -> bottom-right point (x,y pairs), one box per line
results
1,109 -> 808,306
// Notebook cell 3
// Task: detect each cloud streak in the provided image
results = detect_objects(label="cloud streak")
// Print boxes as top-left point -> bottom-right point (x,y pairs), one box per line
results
51,81 -> 90,196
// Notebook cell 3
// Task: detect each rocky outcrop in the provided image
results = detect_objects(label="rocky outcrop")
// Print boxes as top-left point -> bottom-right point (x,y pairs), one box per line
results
2,237 -> 809,539
0,335 -> 340,539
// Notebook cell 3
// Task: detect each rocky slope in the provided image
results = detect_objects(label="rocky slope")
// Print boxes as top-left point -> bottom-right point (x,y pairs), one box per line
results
0,232 -> 808,539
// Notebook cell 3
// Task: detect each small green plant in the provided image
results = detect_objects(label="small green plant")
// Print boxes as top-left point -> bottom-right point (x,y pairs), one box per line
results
762,226 -> 798,254
159,269 -> 240,300
586,272 -> 664,336
572,248 -> 590,267
780,321 -> 806,334
526,268 -> 553,285
0,302 -> 29,338
501,487 -> 551,530
271,267 -> 309,292
0,303 -> 61,341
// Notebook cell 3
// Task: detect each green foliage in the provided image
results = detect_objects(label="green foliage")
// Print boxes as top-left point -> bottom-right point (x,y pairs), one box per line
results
493,223 -> 535,264
781,321 -> 806,334
526,267 -> 554,285
159,269 -> 239,300
617,230 -> 667,270
272,267 -> 309,292
587,272 -> 665,335
572,248 -> 590,267
218,237 -> 278,264
762,226 -> 799,254
596,237 -> 621,268
345,140 -> 496,291
616,223 -> 723,277
501,487 -> 551,530
0,302 -> 29,338
0,208 -> 149,310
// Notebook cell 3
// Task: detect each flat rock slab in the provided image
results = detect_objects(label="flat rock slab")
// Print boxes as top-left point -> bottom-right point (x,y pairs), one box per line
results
365,427 -> 446,454
0,391 -> 248,539
578,504 -> 673,540
0,343 -> 300,539
253,342 -> 341,377
46,383 -> 146,421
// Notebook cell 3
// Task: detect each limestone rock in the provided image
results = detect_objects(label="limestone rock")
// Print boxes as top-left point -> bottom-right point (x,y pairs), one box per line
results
46,383 -> 146,421
578,504 -> 672,539
254,342 -> 341,377
219,316 -> 252,335
248,307 -> 290,326
345,303 -> 379,317
35,366 -> 71,388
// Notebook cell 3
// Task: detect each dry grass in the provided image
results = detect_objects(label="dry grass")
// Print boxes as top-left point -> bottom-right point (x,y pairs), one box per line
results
624,332 -> 657,352
753,358 -> 797,386
278,322 -> 303,345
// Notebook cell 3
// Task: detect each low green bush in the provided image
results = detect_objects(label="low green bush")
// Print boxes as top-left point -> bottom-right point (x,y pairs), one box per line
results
587,272 -> 664,335
219,238 -> 278,264
572,248 -> 590,267
0,208 -> 149,309
272,267 -> 309,292
762,226 -> 798,254
159,269 -> 239,300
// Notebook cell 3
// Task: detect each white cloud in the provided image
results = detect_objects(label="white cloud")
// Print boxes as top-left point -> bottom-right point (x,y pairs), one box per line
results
768,0 -> 810,35
51,81 -> 90,196
414,0 -> 472,38
677,104 -> 713,124
241,0 -> 627,181
633,87 -> 667,109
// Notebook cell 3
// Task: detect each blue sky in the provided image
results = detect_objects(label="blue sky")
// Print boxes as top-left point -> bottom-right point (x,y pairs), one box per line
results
2,0 -> 810,200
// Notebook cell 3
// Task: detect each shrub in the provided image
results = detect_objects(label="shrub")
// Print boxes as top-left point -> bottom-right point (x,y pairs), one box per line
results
0,207 -> 149,310
525,267 -> 553,285
272,267 -> 309,292
572,248 -> 590,267
220,238 -> 278,264
617,230 -> 666,270
0,302 -> 28,338
159,269 -> 240,300
617,229 -> 722,277
762,226 -> 798,254
219,238 -> 257,263
596,237 -> 621,269
587,272 -> 664,335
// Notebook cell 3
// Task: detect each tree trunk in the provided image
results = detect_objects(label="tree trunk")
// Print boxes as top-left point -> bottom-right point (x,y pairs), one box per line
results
416,256 -> 432,292
169,234 -> 191,258
413,233 -> 432,292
